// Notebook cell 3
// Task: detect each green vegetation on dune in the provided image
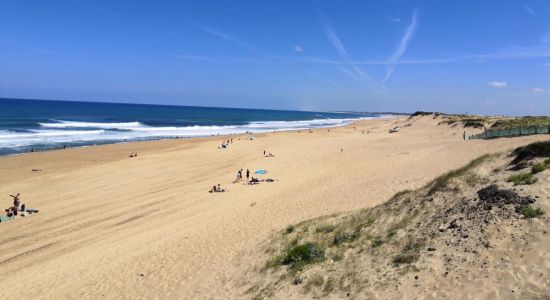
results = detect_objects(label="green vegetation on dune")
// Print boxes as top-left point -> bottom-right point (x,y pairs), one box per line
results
491,116 -> 550,130
511,141 -> 550,165
426,154 -> 495,195
517,206 -> 544,219
507,172 -> 538,185
246,141 -> 548,298
281,243 -> 325,271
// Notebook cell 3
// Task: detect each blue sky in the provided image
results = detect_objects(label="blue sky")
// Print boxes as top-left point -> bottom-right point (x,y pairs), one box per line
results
1,0 -> 549,115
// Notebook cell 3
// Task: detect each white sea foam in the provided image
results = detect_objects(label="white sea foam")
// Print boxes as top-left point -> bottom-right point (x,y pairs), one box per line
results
39,120 -> 143,129
1,117 -> 376,151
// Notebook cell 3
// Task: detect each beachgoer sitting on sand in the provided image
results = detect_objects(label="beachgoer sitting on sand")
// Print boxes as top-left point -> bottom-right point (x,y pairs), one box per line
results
10,193 -> 20,208
248,177 -> 260,185
210,184 -> 226,193
5,206 -> 17,217
268,153 -> 275,157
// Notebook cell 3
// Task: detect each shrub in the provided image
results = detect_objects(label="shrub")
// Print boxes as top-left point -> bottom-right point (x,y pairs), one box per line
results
531,162 -> 547,174
285,225 -> 295,234
518,206 -> 544,219
315,224 -> 336,233
282,243 -> 325,269
392,254 -> 417,266
371,239 -> 384,248
507,173 -> 538,185
511,141 -> 550,165
332,231 -> 359,245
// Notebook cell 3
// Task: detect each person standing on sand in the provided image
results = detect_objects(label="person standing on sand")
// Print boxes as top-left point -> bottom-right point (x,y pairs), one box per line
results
463,131 -> 466,140
246,169 -> 250,181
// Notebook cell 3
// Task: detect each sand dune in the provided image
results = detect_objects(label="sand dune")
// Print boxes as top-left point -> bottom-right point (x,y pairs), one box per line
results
0,115 -> 547,299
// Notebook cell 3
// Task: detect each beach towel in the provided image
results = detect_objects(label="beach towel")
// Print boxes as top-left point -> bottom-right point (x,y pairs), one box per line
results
255,170 -> 267,174
0,215 -> 15,223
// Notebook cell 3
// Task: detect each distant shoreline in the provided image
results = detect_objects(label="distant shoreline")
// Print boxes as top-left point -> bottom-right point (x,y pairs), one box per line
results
0,116 -> 397,158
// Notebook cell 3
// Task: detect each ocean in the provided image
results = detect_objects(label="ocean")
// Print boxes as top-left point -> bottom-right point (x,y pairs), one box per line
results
0,98 -> 387,156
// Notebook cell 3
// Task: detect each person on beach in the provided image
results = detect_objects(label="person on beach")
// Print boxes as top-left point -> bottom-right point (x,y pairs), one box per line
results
246,169 -> 250,181
10,193 -> 20,209
463,131 -> 466,140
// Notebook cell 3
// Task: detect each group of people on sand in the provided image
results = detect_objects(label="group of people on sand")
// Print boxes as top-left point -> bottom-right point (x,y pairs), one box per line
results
209,184 -> 226,193
4,193 -> 21,217
129,152 -> 138,158
219,138 -> 233,149
3,193 -> 35,218
234,169 -> 250,183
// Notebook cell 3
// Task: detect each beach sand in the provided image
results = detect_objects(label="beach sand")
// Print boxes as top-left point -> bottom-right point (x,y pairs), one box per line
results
0,115 -> 547,299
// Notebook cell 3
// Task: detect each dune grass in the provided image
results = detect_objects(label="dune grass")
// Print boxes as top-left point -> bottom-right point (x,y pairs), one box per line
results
507,173 -> 538,186
281,243 -> 325,272
511,141 -> 550,165
426,154 -> 495,195
491,116 -> 550,130
518,206 -> 545,219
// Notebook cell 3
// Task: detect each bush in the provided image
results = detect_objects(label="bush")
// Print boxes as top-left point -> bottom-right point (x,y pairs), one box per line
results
507,173 -> 538,185
531,162 -> 547,174
511,141 -> 550,165
518,206 -> 544,219
282,243 -> 325,269
285,225 -> 295,234
392,254 -> 417,266
371,239 -> 384,248
315,224 -> 336,233
332,231 -> 359,245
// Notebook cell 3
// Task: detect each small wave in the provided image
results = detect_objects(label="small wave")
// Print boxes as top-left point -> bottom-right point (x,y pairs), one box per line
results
39,120 -> 143,130
1,117 -> 374,153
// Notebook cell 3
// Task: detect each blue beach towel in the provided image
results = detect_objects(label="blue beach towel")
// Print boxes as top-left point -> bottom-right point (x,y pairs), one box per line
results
0,215 -> 15,223
255,170 -> 267,174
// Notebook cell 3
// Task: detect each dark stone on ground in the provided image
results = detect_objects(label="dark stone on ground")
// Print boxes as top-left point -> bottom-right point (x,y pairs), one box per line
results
477,185 -> 535,207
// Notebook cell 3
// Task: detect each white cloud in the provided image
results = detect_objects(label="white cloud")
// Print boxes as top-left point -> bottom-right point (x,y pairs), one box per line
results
531,87 -> 545,93
324,25 -> 382,90
188,22 -> 232,40
175,54 -> 213,61
384,9 -> 419,83
525,5 -> 534,15
294,45 -> 304,52
388,17 -> 402,23
486,81 -> 508,88
324,26 -> 352,60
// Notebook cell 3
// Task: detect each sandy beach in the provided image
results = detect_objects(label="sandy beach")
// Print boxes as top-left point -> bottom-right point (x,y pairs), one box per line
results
0,115 -> 548,299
